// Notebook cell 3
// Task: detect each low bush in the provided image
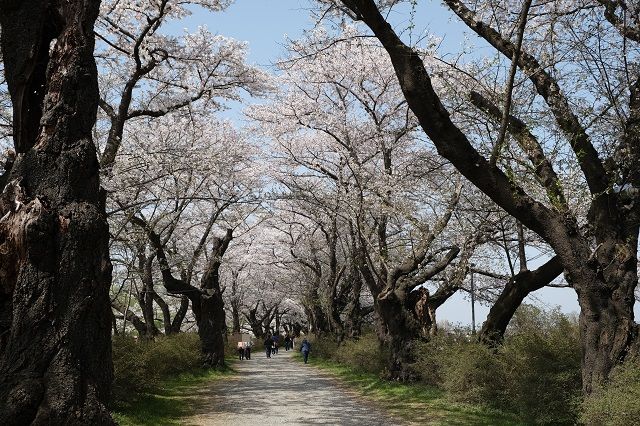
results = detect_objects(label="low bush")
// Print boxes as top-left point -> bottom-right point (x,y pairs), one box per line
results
440,340 -> 506,405
306,332 -> 388,374
112,333 -> 201,404
499,306 -> 581,424
581,359 -> 640,425
331,332 -> 389,374
413,305 -> 581,424
307,334 -> 340,360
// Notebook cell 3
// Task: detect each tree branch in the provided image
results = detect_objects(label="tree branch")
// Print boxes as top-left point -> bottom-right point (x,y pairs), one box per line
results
443,0 -> 609,195
470,91 -> 568,210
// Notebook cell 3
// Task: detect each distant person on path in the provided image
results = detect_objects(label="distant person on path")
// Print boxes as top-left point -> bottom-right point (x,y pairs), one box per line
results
300,338 -> 311,364
264,335 -> 274,358
245,342 -> 252,360
237,342 -> 245,360
284,335 -> 291,351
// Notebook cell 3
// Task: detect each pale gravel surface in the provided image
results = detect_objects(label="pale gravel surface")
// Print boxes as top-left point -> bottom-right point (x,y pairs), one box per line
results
184,349 -> 400,425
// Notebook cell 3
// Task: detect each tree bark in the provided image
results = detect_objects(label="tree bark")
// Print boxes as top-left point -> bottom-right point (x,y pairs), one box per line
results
342,261 -> 364,338
246,302 -> 267,339
136,250 -> 159,337
231,301 -> 241,334
198,229 -> 233,368
0,1 -> 114,423
170,296 -> 190,334
479,256 -> 563,345
376,291 -> 420,381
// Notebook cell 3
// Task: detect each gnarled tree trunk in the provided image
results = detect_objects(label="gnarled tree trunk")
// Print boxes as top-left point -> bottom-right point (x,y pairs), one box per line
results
199,229 -> 233,368
0,1 -> 114,423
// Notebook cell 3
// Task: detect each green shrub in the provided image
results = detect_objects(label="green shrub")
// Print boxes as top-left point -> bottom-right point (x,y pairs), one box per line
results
332,332 -> 389,374
305,332 -> 388,374
440,339 -> 506,405
412,331 -> 467,386
581,359 -> 640,425
307,334 -> 340,360
412,305 -> 581,424
499,306 -> 581,424
112,333 -> 201,404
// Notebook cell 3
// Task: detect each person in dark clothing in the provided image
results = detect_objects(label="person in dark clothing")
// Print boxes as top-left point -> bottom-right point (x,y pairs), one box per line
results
238,345 -> 245,360
245,343 -> 251,360
264,335 -> 273,358
300,338 -> 311,364
284,335 -> 291,351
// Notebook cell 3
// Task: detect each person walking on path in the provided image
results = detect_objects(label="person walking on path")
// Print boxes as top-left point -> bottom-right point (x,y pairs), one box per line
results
264,335 -> 274,358
284,335 -> 291,351
300,338 -> 311,364
237,342 -> 245,360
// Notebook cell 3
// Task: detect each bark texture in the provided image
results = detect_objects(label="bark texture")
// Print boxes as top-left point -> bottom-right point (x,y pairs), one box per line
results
199,229 -> 233,368
479,256 -> 563,345
0,0 -> 114,423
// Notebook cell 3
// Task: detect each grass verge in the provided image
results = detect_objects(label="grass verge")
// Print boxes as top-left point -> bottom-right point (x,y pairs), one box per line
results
112,362 -> 235,426
297,354 -> 521,426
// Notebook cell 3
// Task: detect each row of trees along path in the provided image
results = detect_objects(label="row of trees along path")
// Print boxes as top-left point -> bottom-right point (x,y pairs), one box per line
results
0,0 -> 639,424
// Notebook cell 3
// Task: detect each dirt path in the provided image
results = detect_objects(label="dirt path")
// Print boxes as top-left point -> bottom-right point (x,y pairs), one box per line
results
184,349 -> 400,425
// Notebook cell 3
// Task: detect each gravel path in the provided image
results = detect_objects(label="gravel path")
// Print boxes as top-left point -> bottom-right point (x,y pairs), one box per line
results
184,349 -> 399,425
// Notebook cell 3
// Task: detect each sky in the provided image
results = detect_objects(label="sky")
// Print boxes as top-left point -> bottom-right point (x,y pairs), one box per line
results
170,0 -> 639,328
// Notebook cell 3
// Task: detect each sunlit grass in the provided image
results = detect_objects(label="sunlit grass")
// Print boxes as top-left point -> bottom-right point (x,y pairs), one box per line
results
112,361 -> 235,426
297,354 -> 522,425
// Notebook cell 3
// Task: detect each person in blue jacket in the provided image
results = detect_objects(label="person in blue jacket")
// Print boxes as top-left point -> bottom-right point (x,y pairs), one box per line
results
300,338 -> 311,364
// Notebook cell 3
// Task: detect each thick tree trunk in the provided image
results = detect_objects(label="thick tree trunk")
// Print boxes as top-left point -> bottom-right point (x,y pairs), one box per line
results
138,253 -> 159,337
568,233 -> 639,394
0,1 -> 114,424
408,287 -> 437,338
246,302 -> 266,340
343,275 -> 364,338
306,286 -> 331,336
198,229 -> 232,368
199,289 -> 227,368
274,307 -> 281,335
343,224 -> 365,338
376,290 -> 420,381
479,256 -> 563,345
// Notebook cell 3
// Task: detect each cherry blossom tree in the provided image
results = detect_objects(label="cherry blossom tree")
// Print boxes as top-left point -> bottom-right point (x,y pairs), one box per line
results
95,0 -> 269,168
320,0 -> 640,393
107,112 -> 264,366
250,30 -> 492,377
